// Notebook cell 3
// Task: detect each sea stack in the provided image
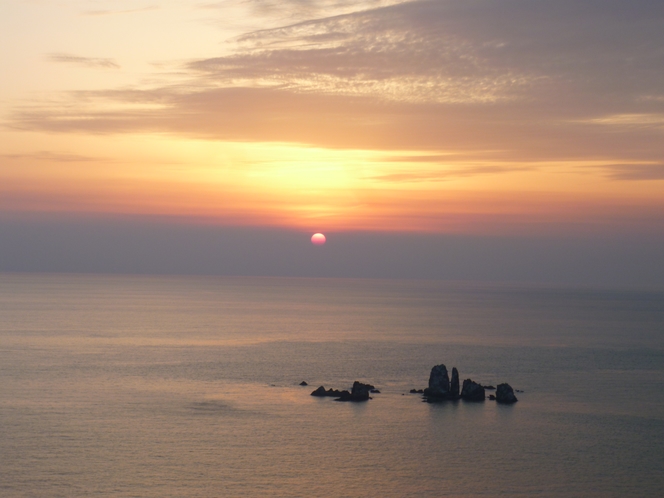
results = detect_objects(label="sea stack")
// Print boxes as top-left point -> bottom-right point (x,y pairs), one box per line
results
450,367 -> 460,399
424,364 -> 451,399
495,383 -> 518,404
461,379 -> 485,401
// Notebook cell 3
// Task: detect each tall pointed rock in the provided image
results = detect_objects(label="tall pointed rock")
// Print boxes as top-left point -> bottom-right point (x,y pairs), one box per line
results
450,367 -> 460,399
427,364 -> 450,398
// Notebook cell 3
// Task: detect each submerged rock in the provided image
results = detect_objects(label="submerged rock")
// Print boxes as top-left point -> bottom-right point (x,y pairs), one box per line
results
461,379 -> 485,401
496,383 -> 518,404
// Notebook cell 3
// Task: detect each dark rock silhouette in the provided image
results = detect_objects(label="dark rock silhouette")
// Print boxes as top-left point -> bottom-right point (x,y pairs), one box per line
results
310,386 -> 344,397
461,379 -> 485,401
423,364 -> 451,399
312,382 -> 375,402
333,390 -> 352,401
335,381 -> 374,402
450,367 -> 460,399
496,383 -> 518,404
310,365 -> 520,408
299,381 -> 308,386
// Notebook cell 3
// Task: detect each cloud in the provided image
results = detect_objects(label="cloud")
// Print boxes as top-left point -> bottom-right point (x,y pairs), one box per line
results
82,6 -> 159,17
368,165 -> 534,183
0,151 -> 106,163
9,0 -> 664,164
580,114 -> 664,129
190,1 -> 537,104
198,0 -> 409,25
187,0 -> 663,105
602,163 -> 664,181
46,53 -> 120,69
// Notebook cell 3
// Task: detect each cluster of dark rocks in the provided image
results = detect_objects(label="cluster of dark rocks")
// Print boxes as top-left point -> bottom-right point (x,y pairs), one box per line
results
303,364 -> 519,405
412,364 -> 518,404
310,381 -> 380,402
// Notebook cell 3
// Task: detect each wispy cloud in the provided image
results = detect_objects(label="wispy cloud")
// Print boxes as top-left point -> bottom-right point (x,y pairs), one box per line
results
602,163 -> 664,181
580,114 -> 664,129
82,6 -> 159,17
10,0 -> 664,163
190,2 -> 537,104
368,165 -> 534,183
46,53 -> 120,69
1,151 -> 106,163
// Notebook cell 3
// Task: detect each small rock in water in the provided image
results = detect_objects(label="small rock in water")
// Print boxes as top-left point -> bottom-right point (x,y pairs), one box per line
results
488,394 -> 496,401
299,381 -> 308,386
310,386 -> 344,397
335,381 -> 374,402
496,383 -> 518,404
461,379 -> 485,401
483,385 -> 496,390
313,382 -> 376,402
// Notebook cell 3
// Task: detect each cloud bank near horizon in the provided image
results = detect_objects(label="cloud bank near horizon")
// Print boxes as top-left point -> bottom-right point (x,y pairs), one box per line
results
2,216 -> 663,288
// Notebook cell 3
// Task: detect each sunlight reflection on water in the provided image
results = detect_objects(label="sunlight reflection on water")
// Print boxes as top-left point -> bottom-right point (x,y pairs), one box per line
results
1,274 -> 663,496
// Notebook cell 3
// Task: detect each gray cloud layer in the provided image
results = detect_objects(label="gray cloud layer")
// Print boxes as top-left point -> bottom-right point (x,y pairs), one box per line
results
2,215 -> 663,287
188,0 -> 664,105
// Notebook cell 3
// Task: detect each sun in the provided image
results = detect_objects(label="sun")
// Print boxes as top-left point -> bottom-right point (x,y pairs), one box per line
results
311,233 -> 326,245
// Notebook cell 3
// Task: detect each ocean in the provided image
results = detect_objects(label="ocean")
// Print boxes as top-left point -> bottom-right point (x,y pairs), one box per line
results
1,273 -> 663,497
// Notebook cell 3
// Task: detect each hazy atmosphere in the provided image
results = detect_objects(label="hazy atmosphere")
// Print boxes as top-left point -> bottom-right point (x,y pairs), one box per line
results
2,4 -> 664,497
2,0 -> 663,285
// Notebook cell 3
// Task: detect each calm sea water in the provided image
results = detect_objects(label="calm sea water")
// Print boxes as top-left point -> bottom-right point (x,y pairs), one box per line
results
1,274 -> 663,497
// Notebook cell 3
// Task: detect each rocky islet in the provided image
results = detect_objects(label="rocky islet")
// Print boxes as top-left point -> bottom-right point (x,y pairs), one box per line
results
419,363 -> 517,404
310,381 -> 376,402
307,363 -> 519,404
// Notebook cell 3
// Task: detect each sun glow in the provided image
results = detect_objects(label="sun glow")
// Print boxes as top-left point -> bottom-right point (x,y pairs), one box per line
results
2,130 -> 662,233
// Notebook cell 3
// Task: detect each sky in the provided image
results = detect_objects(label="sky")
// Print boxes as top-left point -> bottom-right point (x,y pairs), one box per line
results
1,0 -> 663,285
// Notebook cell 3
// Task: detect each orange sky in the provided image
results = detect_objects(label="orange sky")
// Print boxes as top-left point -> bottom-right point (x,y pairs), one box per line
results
1,0 -> 663,236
